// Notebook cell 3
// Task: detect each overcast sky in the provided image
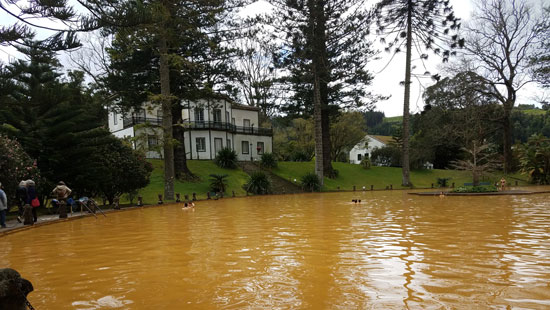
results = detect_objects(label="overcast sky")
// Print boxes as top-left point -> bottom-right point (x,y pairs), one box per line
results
0,0 -> 544,116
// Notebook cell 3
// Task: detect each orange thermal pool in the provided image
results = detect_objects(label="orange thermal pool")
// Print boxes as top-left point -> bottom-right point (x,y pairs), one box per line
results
1,190 -> 550,309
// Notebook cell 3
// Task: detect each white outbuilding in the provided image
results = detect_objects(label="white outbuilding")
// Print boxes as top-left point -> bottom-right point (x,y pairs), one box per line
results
349,135 -> 394,164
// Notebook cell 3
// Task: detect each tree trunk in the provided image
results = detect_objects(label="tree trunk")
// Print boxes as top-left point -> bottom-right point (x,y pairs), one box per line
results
313,72 -> 324,185
309,0 -> 333,179
321,107 -> 333,176
159,35 -> 175,200
173,104 -> 194,180
502,106 -> 513,173
401,0 -> 413,187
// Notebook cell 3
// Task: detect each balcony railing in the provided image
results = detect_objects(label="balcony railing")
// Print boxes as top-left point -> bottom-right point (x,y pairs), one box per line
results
123,116 -> 162,128
122,118 -> 272,136
182,121 -> 272,136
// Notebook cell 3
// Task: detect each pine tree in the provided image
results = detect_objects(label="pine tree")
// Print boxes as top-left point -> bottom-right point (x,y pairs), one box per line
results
0,0 -> 80,50
372,0 -> 463,186
0,43 -> 116,195
267,0 -> 376,181
84,0 -> 244,199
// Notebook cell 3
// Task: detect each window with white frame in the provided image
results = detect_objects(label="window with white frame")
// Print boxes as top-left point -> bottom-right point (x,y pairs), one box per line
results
113,111 -> 118,125
257,142 -> 264,155
194,108 -> 204,122
213,109 -> 222,123
196,137 -> 206,152
243,119 -> 250,128
242,141 -> 249,154
148,135 -> 158,148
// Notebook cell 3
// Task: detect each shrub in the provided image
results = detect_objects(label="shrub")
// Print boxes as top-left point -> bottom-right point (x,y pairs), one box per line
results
360,157 -> 371,169
291,151 -> 310,162
452,185 -> 497,193
0,134 -> 41,202
244,171 -> 271,195
214,147 -> 238,169
209,174 -> 229,193
260,153 -> 278,169
301,172 -> 321,192
436,177 -> 451,187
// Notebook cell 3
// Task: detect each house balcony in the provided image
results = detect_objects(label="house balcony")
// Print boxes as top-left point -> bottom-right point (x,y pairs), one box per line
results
122,118 -> 272,136
123,116 -> 162,128
182,121 -> 273,136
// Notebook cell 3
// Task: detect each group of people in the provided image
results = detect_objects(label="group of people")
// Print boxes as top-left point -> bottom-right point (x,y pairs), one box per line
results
16,179 -> 39,224
0,180 -> 72,229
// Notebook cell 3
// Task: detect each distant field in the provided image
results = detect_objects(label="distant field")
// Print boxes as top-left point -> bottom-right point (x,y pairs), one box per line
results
520,109 -> 547,116
383,116 -> 403,123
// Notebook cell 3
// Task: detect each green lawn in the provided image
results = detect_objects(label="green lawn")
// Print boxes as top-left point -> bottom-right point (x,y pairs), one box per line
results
135,160 -> 532,204
521,109 -> 548,116
272,161 -> 530,191
136,160 -> 250,204
383,116 -> 403,123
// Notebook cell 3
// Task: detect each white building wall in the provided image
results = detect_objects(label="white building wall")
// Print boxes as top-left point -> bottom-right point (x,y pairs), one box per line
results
108,111 -> 125,132
233,109 -> 258,127
112,126 -> 134,139
109,99 -> 272,161
234,134 -> 273,161
349,136 -> 386,164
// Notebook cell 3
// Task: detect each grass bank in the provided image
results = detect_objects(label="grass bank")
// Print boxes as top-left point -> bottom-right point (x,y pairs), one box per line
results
271,161 -> 530,191
136,160 -> 250,204
136,160 -> 530,203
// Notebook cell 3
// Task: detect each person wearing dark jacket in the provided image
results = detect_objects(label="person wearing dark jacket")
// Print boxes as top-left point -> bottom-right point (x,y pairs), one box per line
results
25,180 -> 38,223
16,181 -> 28,223
0,182 -> 7,228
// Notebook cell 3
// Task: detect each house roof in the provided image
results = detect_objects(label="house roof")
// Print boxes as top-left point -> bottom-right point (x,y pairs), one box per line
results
369,135 -> 394,145
231,103 -> 260,111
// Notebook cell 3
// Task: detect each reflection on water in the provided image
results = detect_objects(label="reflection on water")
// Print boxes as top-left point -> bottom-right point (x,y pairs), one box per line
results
1,189 -> 550,309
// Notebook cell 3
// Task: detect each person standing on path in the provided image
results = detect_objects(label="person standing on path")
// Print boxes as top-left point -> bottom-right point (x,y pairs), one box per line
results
25,180 -> 38,223
16,181 -> 28,223
0,182 -> 7,228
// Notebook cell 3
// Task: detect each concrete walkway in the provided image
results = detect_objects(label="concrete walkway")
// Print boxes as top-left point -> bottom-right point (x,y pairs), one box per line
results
410,190 -> 550,196
1,210 -> 98,235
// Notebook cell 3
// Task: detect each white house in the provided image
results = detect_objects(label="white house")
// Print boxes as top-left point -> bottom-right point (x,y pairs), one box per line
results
108,97 -> 273,161
349,134 -> 434,169
349,135 -> 393,164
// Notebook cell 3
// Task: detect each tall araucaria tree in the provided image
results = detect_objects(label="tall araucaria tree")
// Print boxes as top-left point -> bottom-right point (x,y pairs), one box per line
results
83,0 -> 245,200
267,0 -> 377,182
372,0 -> 463,186
0,0 -> 80,50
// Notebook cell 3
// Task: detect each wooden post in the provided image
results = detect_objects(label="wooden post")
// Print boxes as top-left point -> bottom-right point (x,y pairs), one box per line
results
137,196 -> 143,206
114,197 -> 120,210
157,194 -> 163,205
207,192 -> 211,200
192,193 -> 197,201
353,185 -> 356,191
232,191 -> 235,197
176,193 -> 181,203
370,185 -> 373,191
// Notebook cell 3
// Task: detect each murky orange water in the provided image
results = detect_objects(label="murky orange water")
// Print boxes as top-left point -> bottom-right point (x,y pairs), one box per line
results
2,189 -> 550,309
